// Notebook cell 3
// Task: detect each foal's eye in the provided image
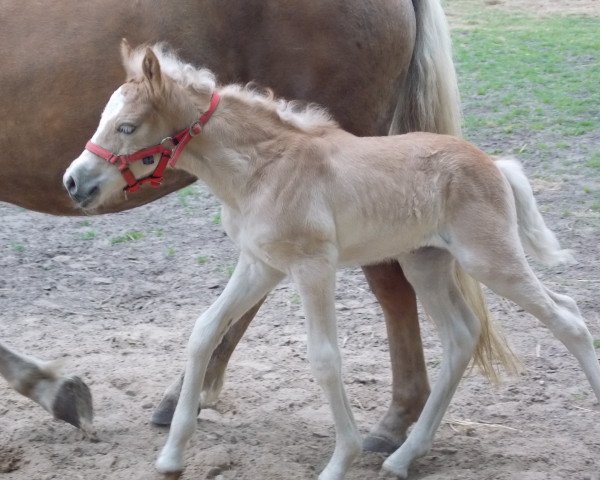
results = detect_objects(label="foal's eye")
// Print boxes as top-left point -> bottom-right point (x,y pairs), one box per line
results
117,123 -> 136,135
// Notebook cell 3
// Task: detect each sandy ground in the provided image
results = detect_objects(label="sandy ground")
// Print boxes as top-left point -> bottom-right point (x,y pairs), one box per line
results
1,2 -> 599,480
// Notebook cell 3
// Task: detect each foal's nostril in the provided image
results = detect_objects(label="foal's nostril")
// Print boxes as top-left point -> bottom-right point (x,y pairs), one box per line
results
65,175 -> 77,195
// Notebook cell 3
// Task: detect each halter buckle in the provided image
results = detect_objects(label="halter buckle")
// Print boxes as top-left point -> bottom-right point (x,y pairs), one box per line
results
160,136 -> 176,149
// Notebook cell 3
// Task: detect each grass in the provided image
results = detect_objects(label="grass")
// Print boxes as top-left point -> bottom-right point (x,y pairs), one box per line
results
177,186 -> 200,207
587,153 -> 600,169
111,230 -> 145,245
81,231 -> 97,240
224,265 -> 235,277
11,242 -> 25,253
211,212 -> 222,225
290,293 -> 301,305
594,339 -> 600,349
196,255 -> 209,265
452,9 -> 600,169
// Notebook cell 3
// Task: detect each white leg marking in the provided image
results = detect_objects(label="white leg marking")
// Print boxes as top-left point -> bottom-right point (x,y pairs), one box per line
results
383,250 -> 480,478
156,253 -> 284,474
292,259 -> 362,480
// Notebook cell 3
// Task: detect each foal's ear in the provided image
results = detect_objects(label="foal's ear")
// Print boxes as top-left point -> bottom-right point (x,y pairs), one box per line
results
142,47 -> 164,95
120,38 -> 135,78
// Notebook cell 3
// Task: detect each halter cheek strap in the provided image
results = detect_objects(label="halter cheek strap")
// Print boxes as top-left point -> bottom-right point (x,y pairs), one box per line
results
85,92 -> 220,193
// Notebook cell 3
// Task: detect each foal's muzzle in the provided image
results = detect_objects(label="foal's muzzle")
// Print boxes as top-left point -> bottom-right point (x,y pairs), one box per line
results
63,170 -> 101,207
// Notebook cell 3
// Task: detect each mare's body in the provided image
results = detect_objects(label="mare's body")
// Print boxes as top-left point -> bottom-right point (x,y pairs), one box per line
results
1,0 -> 479,449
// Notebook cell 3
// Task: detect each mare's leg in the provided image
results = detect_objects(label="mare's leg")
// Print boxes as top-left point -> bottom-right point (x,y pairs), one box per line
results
152,299 -> 264,425
362,263 -> 430,453
382,249 -> 480,478
0,341 -> 93,431
156,253 -> 284,475
292,259 -> 361,480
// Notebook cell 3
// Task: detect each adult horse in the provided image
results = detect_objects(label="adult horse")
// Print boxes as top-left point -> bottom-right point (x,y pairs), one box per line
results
0,0 -> 509,451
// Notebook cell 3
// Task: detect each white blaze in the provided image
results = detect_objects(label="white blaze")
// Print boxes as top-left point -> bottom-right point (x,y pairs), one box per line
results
91,87 -> 126,142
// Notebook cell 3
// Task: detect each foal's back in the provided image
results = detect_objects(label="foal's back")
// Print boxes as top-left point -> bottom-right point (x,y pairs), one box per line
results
313,131 -> 510,264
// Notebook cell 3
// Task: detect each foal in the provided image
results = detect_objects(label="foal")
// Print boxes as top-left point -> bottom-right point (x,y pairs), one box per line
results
64,44 -> 600,479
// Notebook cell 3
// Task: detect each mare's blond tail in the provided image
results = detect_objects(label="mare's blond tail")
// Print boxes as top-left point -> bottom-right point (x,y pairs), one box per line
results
392,0 -> 520,380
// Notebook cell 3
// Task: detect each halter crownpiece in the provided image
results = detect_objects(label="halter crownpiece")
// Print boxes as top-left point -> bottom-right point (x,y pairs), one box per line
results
85,91 -> 220,193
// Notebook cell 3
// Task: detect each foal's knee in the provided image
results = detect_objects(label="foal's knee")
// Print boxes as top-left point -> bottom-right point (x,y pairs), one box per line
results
308,344 -> 341,385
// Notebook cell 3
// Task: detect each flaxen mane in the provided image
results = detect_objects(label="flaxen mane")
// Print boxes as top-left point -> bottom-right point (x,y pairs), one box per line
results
125,43 -> 338,133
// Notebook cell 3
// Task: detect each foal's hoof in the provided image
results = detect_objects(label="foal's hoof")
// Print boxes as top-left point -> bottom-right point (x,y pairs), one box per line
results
380,458 -> 409,479
52,376 -> 94,432
363,433 -> 404,454
156,451 -> 184,478
162,472 -> 183,480
152,395 -> 177,426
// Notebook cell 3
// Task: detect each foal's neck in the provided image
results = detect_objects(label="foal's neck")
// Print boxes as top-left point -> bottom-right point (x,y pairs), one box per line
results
180,91 -> 313,209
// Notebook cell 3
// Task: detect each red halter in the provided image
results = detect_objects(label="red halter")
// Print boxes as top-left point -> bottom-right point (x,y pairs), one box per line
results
85,92 -> 220,193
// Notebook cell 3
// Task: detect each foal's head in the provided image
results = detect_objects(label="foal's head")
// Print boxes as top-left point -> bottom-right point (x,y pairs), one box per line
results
63,41 -> 215,209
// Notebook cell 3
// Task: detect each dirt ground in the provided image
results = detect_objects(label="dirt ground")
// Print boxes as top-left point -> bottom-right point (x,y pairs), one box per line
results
1,2 -> 599,480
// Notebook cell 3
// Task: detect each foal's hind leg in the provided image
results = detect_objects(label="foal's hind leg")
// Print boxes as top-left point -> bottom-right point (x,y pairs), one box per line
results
453,241 -> 600,401
382,248 -> 481,478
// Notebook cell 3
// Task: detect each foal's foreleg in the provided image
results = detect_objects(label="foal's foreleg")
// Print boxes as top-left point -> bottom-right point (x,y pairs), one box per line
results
151,298 -> 265,426
382,249 -> 481,478
292,260 -> 361,480
156,254 -> 284,475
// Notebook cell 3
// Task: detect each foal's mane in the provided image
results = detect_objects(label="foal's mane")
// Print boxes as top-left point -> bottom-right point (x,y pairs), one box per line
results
125,43 -> 338,133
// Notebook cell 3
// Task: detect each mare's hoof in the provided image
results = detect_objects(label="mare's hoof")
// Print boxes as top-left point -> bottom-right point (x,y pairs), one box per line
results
52,376 -> 94,432
152,395 -> 177,426
152,397 -> 202,427
363,434 -> 403,454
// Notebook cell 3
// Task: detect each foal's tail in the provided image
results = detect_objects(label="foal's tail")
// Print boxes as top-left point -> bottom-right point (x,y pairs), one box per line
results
495,158 -> 574,266
390,0 -> 462,136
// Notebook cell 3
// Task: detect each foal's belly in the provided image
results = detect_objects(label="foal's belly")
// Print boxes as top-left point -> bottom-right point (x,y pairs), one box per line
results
336,221 -> 442,266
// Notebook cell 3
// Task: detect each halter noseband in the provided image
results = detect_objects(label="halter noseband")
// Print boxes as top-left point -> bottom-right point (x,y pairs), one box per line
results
85,92 -> 220,193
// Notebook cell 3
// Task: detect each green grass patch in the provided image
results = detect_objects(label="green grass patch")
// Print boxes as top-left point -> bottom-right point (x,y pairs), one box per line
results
587,153 -> 600,169
594,339 -> 600,349
111,230 -> 145,245
212,212 -> 222,225
177,186 -> 200,207
11,242 -> 25,253
81,231 -> 97,240
453,13 -> 600,160
224,265 -> 235,277
196,255 -> 209,265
